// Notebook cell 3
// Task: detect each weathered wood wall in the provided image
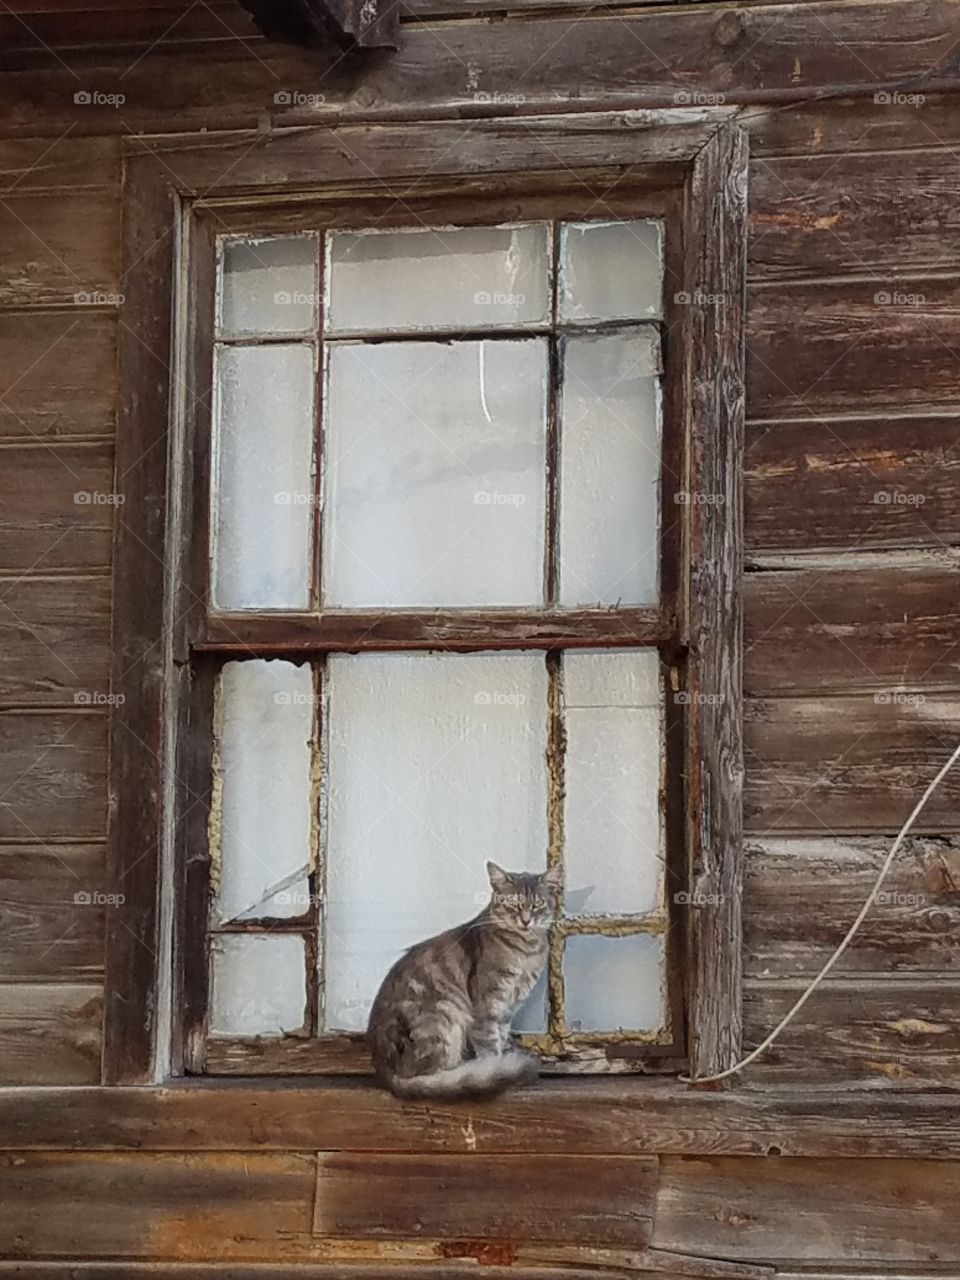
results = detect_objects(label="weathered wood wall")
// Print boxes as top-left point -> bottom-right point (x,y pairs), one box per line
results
1,0 -> 960,1272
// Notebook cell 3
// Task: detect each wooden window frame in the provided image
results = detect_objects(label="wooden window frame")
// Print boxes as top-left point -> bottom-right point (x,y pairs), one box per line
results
104,115 -> 747,1086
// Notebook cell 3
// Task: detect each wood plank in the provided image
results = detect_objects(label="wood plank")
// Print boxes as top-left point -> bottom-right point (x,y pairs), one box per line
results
0,1151 -> 316,1258
743,977 -> 960,1088
0,2 -> 957,135
0,191 -> 119,307
749,149 -> 960,280
743,559 -> 960,695
747,278 -> 960,418
745,693 -> 960,833
0,844 -> 105,980
0,311 -> 116,441
744,416 -> 960,554
0,710 -> 107,839
653,1155 -> 960,1262
743,93 -> 960,157
313,1153 -> 656,1246
0,575 -> 111,705
0,1266 -> 646,1280
0,134 -> 119,192
745,835 -> 960,976
0,443 -> 114,572
5,1080 -> 960,1159
0,982 -> 101,1084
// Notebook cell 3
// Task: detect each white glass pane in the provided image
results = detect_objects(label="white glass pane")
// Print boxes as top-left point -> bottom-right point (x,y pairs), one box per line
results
323,339 -> 546,607
328,224 -> 549,333
212,343 -> 315,610
559,330 -> 660,606
323,651 -> 549,1032
210,933 -> 307,1036
559,219 -> 663,323
564,933 -> 663,1032
213,660 -> 314,925
563,650 -> 662,917
219,236 -> 317,334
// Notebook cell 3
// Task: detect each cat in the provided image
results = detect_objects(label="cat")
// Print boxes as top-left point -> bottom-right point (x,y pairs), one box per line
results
367,861 -> 561,1100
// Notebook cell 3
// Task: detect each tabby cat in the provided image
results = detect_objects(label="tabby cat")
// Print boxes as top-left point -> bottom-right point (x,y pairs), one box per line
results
367,862 -> 561,1100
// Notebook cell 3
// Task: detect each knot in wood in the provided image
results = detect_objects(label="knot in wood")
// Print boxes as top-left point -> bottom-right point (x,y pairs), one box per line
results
714,10 -> 747,47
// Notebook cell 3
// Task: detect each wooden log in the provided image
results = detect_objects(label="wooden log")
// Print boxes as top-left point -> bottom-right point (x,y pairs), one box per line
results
0,191 -> 119,307
0,982 -> 101,1084
0,710 -> 107,839
0,133 -> 119,191
0,575 -> 111,705
0,312 -> 116,442
0,443 -> 115,572
0,843 -> 105,980
744,416 -> 960,554
744,835 -> 960,976
743,93 -> 960,157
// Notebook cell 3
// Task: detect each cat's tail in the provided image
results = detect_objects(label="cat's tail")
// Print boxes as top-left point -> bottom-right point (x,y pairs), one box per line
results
384,1051 -> 539,1101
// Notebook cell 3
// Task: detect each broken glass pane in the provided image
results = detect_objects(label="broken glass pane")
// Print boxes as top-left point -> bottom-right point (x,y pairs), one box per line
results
209,933 -> 307,1036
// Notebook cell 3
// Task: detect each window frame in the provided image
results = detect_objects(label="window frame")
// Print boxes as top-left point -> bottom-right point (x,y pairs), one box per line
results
104,117 -> 747,1086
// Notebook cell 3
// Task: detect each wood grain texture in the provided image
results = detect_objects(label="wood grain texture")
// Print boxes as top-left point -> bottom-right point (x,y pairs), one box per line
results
742,93 -> 960,157
747,278 -> 960,418
0,711 -> 107,839
744,835 -> 960,975
5,1080 -> 960,1158
743,977 -> 960,1088
744,693 -> 960,832
0,982 -> 101,1084
749,149 -> 960,280
0,133 -> 119,192
744,416 -> 960,554
0,311 -> 116,442
0,844 -> 105,980
0,191 -> 119,307
653,1155 -> 960,1262
313,1153 -> 656,1246
0,575 -> 111,705
743,559 -> 960,695
0,443 -> 115,572
682,125 -> 748,1078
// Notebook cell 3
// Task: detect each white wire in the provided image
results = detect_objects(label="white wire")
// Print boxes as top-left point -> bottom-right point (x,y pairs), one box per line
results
681,740 -> 960,1086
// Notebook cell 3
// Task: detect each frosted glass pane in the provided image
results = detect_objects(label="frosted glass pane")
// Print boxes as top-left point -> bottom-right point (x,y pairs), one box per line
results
323,651 -> 549,1032
560,219 -> 663,322
328,224 -> 549,332
323,340 -> 546,607
559,330 -> 660,606
212,343 -> 315,610
213,660 -> 314,925
210,933 -> 307,1036
563,651 -> 663,917
219,236 -> 317,334
564,933 -> 663,1031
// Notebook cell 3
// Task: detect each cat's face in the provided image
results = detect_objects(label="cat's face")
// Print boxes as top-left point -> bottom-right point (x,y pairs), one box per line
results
486,862 -> 562,930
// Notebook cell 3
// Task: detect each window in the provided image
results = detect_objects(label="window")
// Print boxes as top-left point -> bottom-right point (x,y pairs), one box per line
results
105,123 -> 746,1085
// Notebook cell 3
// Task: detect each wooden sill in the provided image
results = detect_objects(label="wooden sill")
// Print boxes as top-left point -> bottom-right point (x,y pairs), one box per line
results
0,1076 -> 958,1157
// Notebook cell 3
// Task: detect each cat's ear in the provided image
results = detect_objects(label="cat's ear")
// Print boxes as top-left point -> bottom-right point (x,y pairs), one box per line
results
487,861 -> 509,890
542,866 -> 563,891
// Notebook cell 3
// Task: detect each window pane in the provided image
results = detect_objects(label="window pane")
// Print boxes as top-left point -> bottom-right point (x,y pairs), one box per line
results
327,224 -> 550,333
212,660 -> 314,925
562,651 -> 662,917
563,933 -> 663,1031
219,235 -> 317,335
559,219 -> 663,323
323,339 -> 547,607
323,651 -> 549,1032
212,343 -> 315,610
559,330 -> 660,606
210,933 -> 307,1036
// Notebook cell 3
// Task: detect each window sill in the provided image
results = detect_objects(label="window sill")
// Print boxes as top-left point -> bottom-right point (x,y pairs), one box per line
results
1,1076 -> 957,1157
